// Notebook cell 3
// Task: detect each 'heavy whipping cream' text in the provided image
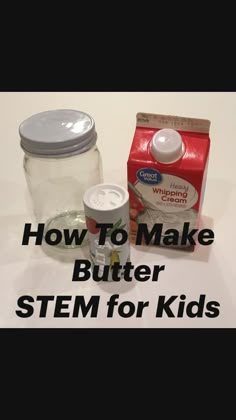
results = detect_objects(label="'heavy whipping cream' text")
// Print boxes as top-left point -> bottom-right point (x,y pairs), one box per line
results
152,187 -> 188,203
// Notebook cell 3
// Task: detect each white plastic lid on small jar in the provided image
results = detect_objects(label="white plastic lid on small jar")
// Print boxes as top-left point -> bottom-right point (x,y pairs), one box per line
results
83,183 -> 129,211
150,128 -> 185,164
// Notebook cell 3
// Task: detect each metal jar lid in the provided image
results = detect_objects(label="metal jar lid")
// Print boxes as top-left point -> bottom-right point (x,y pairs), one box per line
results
19,109 -> 97,158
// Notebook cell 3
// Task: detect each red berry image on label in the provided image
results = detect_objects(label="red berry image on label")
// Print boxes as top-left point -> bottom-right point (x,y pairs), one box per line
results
130,199 -> 144,213
130,208 -> 139,220
86,216 -> 100,234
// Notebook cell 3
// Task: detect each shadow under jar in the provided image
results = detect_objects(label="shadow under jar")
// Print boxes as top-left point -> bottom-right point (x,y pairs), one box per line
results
20,109 -> 103,249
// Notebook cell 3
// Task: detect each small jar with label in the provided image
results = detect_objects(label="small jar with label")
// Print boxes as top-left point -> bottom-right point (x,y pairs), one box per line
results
19,109 -> 103,248
83,183 -> 130,281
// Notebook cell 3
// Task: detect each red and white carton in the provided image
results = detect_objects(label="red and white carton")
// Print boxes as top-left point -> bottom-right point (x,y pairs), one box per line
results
127,113 -> 211,248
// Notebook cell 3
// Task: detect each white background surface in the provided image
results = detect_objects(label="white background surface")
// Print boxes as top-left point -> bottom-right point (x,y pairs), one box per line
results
0,92 -> 235,328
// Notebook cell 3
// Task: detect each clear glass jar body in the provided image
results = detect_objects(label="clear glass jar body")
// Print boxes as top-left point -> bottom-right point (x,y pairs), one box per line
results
23,145 -> 103,248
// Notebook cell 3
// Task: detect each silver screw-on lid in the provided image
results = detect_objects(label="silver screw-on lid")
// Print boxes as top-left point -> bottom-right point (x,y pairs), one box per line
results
19,109 -> 97,157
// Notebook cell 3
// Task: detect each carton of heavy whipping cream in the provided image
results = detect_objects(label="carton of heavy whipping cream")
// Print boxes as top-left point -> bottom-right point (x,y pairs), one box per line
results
127,113 -> 211,248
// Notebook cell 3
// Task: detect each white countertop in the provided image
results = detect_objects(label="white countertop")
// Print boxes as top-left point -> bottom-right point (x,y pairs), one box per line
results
1,92 -> 235,327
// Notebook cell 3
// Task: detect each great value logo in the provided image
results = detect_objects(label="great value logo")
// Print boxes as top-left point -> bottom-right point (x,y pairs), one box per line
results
136,168 -> 162,185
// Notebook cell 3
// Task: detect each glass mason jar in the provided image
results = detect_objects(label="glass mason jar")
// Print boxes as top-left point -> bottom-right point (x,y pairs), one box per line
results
19,109 -> 103,249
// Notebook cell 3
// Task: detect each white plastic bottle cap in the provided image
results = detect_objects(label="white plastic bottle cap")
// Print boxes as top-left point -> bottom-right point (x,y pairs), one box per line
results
150,128 -> 185,164
83,183 -> 129,211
